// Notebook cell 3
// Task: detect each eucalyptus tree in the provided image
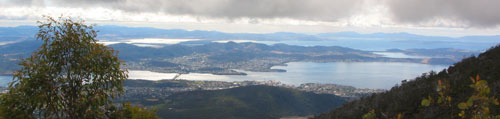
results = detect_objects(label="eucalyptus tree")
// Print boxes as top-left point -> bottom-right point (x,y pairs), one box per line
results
0,16 -> 128,118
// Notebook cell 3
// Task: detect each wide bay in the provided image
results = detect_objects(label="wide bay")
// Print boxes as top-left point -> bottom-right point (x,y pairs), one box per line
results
130,62 -> 448,89
0,62 -> 448,89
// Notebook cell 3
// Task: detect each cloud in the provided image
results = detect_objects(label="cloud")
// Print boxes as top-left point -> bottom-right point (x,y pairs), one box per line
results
1,0 -> 500,28
0,0 -> 43,7
32,0 -> 364,21
386,0 -> 500,27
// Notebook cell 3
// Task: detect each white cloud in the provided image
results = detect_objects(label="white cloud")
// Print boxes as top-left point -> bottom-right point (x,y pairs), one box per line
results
0,0 -> 500,37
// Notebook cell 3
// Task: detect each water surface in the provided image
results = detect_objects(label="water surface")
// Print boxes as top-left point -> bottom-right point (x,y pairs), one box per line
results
0,62 -> 448,89
373,52 -> 430,58
131,62 -> 448,89
0,76 -> 12,87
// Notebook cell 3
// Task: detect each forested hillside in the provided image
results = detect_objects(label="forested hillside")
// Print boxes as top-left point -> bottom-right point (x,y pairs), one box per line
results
152,85 -> 346,119
315,45 -> 500,119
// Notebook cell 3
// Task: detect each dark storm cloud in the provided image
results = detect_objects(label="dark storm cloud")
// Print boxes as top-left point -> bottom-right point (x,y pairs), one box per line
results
386,0 -> 500,27
47,0 -> 364,21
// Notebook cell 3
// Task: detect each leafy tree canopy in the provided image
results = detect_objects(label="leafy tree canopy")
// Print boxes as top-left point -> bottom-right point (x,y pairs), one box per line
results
0,16 -> 128,118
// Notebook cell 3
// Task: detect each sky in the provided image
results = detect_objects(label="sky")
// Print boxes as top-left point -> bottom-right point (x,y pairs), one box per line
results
1,0 -> 500,37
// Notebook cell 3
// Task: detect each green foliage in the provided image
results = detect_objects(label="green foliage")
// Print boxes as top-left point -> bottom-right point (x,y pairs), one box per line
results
362,109 -> 376,119
419,75 -> 500,118
111,103 -> 159,119
457,102 -> 468,110
421,79 -> 452,108
0,16 -> 128,118
412,75 -> 500,119
421,97 -> 432,107
436,79 -> 453,106
457,75 -> 500,119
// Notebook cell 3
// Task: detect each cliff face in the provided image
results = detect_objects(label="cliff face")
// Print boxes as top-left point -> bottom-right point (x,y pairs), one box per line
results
315,45 -> 500,119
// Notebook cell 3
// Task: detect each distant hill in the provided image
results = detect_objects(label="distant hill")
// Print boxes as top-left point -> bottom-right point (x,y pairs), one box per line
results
0,26 -> 490,76
314,45 -> 500,119
152,85 -> 345,119
2,40 -> 452,76
1,26 -> 499,50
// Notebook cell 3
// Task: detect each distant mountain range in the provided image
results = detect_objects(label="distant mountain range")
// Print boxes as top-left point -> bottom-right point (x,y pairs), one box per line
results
0,39 -> 466,76
0,25 -> 488,75
1,25 -> 499,50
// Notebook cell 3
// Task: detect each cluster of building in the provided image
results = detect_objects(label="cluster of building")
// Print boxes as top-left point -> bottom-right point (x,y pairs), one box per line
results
119,80 -> 285,102
119,80 -> 386,103
296,83 -> 386,98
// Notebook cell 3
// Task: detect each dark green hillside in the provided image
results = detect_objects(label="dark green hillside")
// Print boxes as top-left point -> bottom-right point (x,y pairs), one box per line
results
315,45 -> 500,119
154,85 -> 345,119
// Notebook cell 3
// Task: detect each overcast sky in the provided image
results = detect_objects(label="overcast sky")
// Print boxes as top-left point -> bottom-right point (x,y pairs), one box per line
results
1,0 -> 500,37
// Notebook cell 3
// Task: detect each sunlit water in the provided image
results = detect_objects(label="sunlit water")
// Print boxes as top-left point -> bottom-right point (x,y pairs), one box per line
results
0,62 -> 448,89
131,62 -> 448,89
0,76 -> 12,87
373,52 -> 431,58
